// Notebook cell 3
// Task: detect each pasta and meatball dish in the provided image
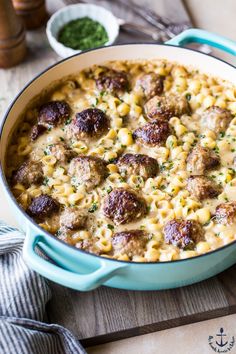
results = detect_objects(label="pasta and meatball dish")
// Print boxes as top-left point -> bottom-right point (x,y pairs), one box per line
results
6,59 -> 236,262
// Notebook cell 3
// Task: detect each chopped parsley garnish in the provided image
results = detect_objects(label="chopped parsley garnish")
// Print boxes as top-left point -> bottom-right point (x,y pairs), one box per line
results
43,177 -> 49,186
185,93 -> 191,101
160,161 -> 174,172
219,132 -> 225,139
100,90 -> 107,97
106,186 -> 113,194
65,117 -> 72,125
59,136 -> 65,141
88,202 -> 98,213
203,220 -> 211,227
160,184 -> 166,190
91,98 -> 99,107
119,176 -> 125,182
137,176 -> 143,183
107,224 -> 114,230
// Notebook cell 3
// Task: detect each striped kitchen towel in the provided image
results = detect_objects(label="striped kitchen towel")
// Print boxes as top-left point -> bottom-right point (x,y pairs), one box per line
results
0,221 -> 86,354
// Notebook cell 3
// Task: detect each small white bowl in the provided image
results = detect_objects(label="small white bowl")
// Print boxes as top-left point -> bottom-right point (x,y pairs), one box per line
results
46,4 -> 119,58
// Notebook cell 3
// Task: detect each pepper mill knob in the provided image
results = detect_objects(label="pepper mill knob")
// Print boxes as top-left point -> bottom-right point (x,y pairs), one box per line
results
12,0 -> 48,30
0,0 -> 26,68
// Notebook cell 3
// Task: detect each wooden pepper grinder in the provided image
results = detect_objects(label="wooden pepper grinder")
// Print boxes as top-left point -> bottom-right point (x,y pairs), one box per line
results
12,0 -> 48,30
0,0 -> 26,68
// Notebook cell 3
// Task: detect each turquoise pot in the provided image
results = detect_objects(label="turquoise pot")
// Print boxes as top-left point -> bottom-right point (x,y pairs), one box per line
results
1,29 -> 236,291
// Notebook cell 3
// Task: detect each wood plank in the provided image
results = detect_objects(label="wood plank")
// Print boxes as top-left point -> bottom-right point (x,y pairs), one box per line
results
47,265 -> 236,346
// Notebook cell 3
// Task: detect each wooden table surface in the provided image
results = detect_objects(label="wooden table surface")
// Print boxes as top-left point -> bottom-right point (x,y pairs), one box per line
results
0,0 -> 236,353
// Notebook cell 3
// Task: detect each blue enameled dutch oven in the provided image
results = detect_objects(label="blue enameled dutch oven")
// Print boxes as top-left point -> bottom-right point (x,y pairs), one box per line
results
0,29 -> 236,291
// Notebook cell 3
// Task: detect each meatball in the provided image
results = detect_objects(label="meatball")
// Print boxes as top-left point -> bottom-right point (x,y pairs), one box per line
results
68,156 -> 107,191
28,194 -> 60,220
164,219 -> 204,250
103,188 -> 147,225
133,120 -> 171,147
45,142 -> 75,163
38,101 -> 70,128
14,161 -> 43,187
111,230 -> 149,258
201,106 -> 233,134
187,175 -> 222,200
215,202 -> 236,225
117,153 -> 158,180
134,73 -> 163,99
30,124 -> 47,141
66,108 -> 109,141
187,145 -> 220,175
96,68 -> 129,93
60,207 -> 87,230
145,94 -> 190,120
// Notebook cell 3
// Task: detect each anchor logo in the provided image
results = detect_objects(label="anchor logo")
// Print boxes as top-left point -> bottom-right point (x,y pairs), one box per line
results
208,328 -> 235,353
216,328 -> 228,347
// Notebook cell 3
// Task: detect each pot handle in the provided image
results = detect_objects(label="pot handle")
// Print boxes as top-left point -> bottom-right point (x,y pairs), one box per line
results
166,28 -> 236,56
23,233 -> 127,291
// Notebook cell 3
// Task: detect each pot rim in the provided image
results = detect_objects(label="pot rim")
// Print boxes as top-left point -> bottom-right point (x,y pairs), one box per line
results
0,42 -> 236,266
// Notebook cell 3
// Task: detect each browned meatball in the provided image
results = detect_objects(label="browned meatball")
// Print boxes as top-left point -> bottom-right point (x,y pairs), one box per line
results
30,124 -> 47,141
45,142 -> 75,163
103,188 -> 147,225
164,219 -> 204,250
117,153 -> 158,180
187,175 -> 222,200
111,230 -> 149,258
66,108 -> 109,141
28,195 -> 60,221
96,68 -> 129,93
133,120 -> 171,147
68,156 -> 107,191
14,161 -> 43,187
201,106 -> 233,134
38,101 -> 70,128
215,202 -> 236,225
187,145 -> 220,175
135,73 -> 163,99
145,94 -> 190,120
60,207 -> 87,230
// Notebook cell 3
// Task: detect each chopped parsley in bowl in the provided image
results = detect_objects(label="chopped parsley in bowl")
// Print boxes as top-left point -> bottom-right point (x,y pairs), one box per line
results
46,4 -> 119,58
58,17 -> 109,50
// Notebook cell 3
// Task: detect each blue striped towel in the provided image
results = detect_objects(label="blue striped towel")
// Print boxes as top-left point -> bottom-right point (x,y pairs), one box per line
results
0,221 -> 86,354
